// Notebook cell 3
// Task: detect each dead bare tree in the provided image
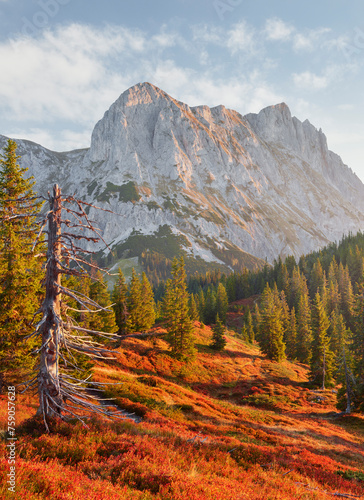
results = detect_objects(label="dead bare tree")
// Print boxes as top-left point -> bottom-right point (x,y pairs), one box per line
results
21,184 -> 127,430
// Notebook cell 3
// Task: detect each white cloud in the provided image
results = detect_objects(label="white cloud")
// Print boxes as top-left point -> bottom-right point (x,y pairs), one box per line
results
0,18 -> 355,157
149,59 -> 283,114
226,21 -> 257,55
324,35 -> 350,51
293,28 -> 331,52
152,32 -> 177,48
5,128 -> 92,152
293,71 -> 328,90
192,25 -> 223,44
151,25 -> 180,49
293,63 -> 354,93
265,18 -> 294,41
192,22 -> 258,56
0,21 -> 279,151
0,24 -> 148,128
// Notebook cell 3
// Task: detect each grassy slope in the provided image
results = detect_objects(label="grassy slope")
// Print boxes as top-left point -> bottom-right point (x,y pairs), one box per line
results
1,320 -> 364,499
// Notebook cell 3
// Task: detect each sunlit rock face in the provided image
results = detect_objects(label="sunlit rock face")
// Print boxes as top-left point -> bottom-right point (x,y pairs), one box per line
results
2,82 -> 364,269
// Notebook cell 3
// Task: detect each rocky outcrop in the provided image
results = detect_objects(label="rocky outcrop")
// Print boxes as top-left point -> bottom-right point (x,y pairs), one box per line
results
1,82 -> 364,270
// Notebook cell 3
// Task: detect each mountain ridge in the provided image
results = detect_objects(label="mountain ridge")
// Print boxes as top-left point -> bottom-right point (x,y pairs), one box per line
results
1,82 -> 364,274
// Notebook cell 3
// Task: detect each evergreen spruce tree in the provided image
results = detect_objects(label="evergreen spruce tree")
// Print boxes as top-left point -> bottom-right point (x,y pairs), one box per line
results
258,284 -> 286,362
328,258 -> 339,287
336,344 -> 355,413
329,309 -> 351,361
155,300 -> 163,322
226,273 -> 237,302
285,307 -> 297,360
245,309 -> 255,343
215,282 -> 229,323
0,139 -> 44,386
327,281 -> 341,316
289,266 -> 308,310
239,268 -> 252,299
276,260 -> 290,299
310,293 -> 334,388
210,313 -> 227,351
203,287 -> 217,324
328,309 -> 355,410
253,302 -> 262,336
189,293 -> 199,322
197,289 -> 205,323
280,290 -> 290,338
352,280 -> 364,408
89,271 -> 118,334
338,263 -> 354,327
347,245 -> 364,285
284,255 -> 297,275
241,324 -> 249,342
309,259 -> 327,301
126,268 -> 142,333
352,279 -> 364,369
295,292 -> 313,363
139,272 -> 156,331
163,257 -> 196,361
112,268 -> 128,335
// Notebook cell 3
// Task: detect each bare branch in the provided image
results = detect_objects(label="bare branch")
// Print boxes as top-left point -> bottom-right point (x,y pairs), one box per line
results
55,284 -> 112,312
32,211 -> 52,251
1,194 -> 45,203
67,324 -> 119,340
0,214 -> 35,221
65,194 -> 124,215
17,376 -> 38,394
22,184 -> 130,430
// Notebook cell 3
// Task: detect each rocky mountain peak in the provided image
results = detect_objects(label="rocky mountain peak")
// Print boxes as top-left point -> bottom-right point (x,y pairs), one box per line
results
119,82 -> 172,107
258,102 -> 292,122
1,83 -> 364,273
245,101 -> 330,169
89,82 -> 188,164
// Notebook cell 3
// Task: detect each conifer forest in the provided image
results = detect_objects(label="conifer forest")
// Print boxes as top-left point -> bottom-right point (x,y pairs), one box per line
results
1,140 -> 364,499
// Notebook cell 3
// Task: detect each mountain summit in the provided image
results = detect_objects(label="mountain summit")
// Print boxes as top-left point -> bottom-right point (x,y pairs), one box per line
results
1,82 -> 364,272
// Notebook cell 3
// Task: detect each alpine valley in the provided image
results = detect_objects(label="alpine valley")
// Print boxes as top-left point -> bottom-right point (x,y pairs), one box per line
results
2,82 -> 364,275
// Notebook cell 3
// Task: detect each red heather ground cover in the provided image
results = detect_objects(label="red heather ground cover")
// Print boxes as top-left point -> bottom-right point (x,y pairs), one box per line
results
1,324 -> 364,499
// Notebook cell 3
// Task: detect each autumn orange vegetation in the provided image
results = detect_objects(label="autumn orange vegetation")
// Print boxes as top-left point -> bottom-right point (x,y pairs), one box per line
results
1,323 -> 364,499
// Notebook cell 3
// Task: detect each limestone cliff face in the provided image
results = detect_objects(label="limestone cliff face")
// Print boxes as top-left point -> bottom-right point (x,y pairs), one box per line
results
2,82 -> 364,269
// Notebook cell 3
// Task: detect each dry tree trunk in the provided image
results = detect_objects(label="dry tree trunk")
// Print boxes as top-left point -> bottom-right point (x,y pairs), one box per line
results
37,185 -> 63,418
29,183 -> 166,429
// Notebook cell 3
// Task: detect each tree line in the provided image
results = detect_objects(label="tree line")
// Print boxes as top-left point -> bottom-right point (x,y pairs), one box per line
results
0,140 -> 223,396
1,139 -> 364,414
186,237 -> 364,411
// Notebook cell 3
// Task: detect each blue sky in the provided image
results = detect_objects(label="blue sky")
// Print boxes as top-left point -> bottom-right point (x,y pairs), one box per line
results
1,0 -> 364,180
